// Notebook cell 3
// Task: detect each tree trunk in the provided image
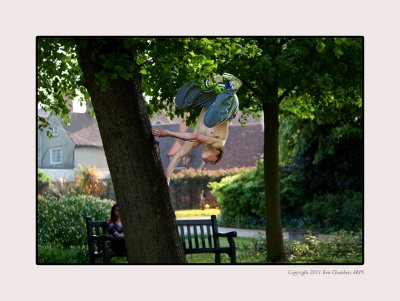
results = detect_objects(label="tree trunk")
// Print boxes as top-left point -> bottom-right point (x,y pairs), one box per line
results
77,38 -> 186,263
263,98 -> 286,262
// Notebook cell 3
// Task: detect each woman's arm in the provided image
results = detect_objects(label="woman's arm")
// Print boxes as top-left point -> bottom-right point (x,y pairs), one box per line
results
107,222 -> 124,239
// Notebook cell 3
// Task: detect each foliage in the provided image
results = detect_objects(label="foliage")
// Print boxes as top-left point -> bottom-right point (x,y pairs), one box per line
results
37,169 -> 52,194
279,99 -> 363,231
140,38 -> 260,125
211,152 -> 362,232
171,167 -> 253,180
237,231 -> 363,264
302,190 -> 363,232
285,230 -> 363,263
37,38 -> 90,136
37,194 -> 113,249
209,160 -> 265,226
170,167 -> 252,209
48,177 -> 77,197
37,242 -> 88,264
75,164 -> 106,197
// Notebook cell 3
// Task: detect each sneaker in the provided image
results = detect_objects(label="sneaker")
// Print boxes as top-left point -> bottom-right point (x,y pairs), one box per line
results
205,73 -> 223,89
222,73 -> 242,91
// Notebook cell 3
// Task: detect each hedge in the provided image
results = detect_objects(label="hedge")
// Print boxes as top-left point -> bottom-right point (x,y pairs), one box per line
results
169,167 -> 254,210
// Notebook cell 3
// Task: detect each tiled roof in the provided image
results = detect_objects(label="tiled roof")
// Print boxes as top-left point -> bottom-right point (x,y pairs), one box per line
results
61,113 -> 103,147
203,123 -> 264,170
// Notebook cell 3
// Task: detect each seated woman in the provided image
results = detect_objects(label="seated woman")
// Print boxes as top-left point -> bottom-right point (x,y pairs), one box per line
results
106,203 -> 125,253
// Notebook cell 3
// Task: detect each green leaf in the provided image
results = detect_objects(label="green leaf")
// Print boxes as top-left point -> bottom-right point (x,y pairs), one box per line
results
316,41 -> 325,53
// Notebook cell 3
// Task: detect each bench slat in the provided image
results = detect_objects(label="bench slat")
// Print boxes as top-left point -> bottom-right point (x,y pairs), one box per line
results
200,225 -> 206,248
206,225 -> 212,248
187,225 -> 192,250
179,224 -> 186,249
193,225 -> 199,249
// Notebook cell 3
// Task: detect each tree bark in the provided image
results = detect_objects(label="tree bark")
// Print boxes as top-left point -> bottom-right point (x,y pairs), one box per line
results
77,38 -> 186,263
263,97 -> 286,262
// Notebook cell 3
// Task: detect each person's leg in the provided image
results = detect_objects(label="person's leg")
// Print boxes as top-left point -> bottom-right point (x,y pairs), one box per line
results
175,82 -> 217,109
204,90 -> 239,128
165,140 -> 201,184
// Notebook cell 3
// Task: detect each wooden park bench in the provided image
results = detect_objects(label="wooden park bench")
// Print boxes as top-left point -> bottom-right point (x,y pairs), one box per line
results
86,215 -> 237,264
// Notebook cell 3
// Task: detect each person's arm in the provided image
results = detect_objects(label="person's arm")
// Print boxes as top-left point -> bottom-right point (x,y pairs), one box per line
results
152,129 -> 222,146
107,222 -> 124,239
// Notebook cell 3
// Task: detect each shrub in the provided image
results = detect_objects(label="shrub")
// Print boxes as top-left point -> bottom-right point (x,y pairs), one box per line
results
75,164 -> 106,197
237,230 -> 363,263
170,167 -> 252,209
302,190 -> 363,232
236,235 -> 268,263
48,177 -> 77,197
285,230 -> 363,263
38,169 -> 52,194
209,161 -> 265,226
37,194 -> 113,250
37,242 -> 88,264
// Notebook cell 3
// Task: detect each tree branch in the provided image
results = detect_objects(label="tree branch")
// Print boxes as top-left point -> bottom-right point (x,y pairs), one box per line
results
278,89 -> 290,104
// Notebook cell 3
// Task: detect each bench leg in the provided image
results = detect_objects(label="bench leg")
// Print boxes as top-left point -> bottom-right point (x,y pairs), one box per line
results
230,248 -> 237,264
215,252 -> 221,264
228,237 -> 236,264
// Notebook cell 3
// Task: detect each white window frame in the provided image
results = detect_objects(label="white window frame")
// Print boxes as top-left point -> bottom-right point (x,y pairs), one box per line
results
50,147 -> 62,165
52,125 -> 59,136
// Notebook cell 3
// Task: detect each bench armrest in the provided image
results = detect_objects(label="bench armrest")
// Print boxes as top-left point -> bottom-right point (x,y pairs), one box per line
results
90,234 -> 121,241
217,231 -> 237,238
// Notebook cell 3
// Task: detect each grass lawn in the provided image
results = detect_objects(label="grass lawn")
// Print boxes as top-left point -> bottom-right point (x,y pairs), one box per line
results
185,236 -> 252,264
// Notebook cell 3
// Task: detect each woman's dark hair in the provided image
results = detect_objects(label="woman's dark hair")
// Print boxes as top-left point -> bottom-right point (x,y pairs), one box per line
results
209,148 -> 224,165
109,204 -> 119,222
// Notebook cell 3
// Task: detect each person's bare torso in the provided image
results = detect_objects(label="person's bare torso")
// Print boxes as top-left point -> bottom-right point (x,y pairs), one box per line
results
196,107 -> 228,149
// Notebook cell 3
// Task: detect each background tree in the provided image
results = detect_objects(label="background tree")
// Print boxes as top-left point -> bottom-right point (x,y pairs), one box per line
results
227,37 -> 363,261
280,97 -> 363,232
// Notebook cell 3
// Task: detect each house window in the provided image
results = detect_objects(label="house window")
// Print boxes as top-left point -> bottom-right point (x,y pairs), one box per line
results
52,125 -> 59,136
50,147 -> 62,165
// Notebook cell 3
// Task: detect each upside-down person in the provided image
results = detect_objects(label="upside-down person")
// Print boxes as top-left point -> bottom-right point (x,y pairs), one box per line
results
152,73 -> 242,184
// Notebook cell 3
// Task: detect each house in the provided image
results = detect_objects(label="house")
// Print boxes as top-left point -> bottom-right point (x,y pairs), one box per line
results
38,106 -> 110,181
